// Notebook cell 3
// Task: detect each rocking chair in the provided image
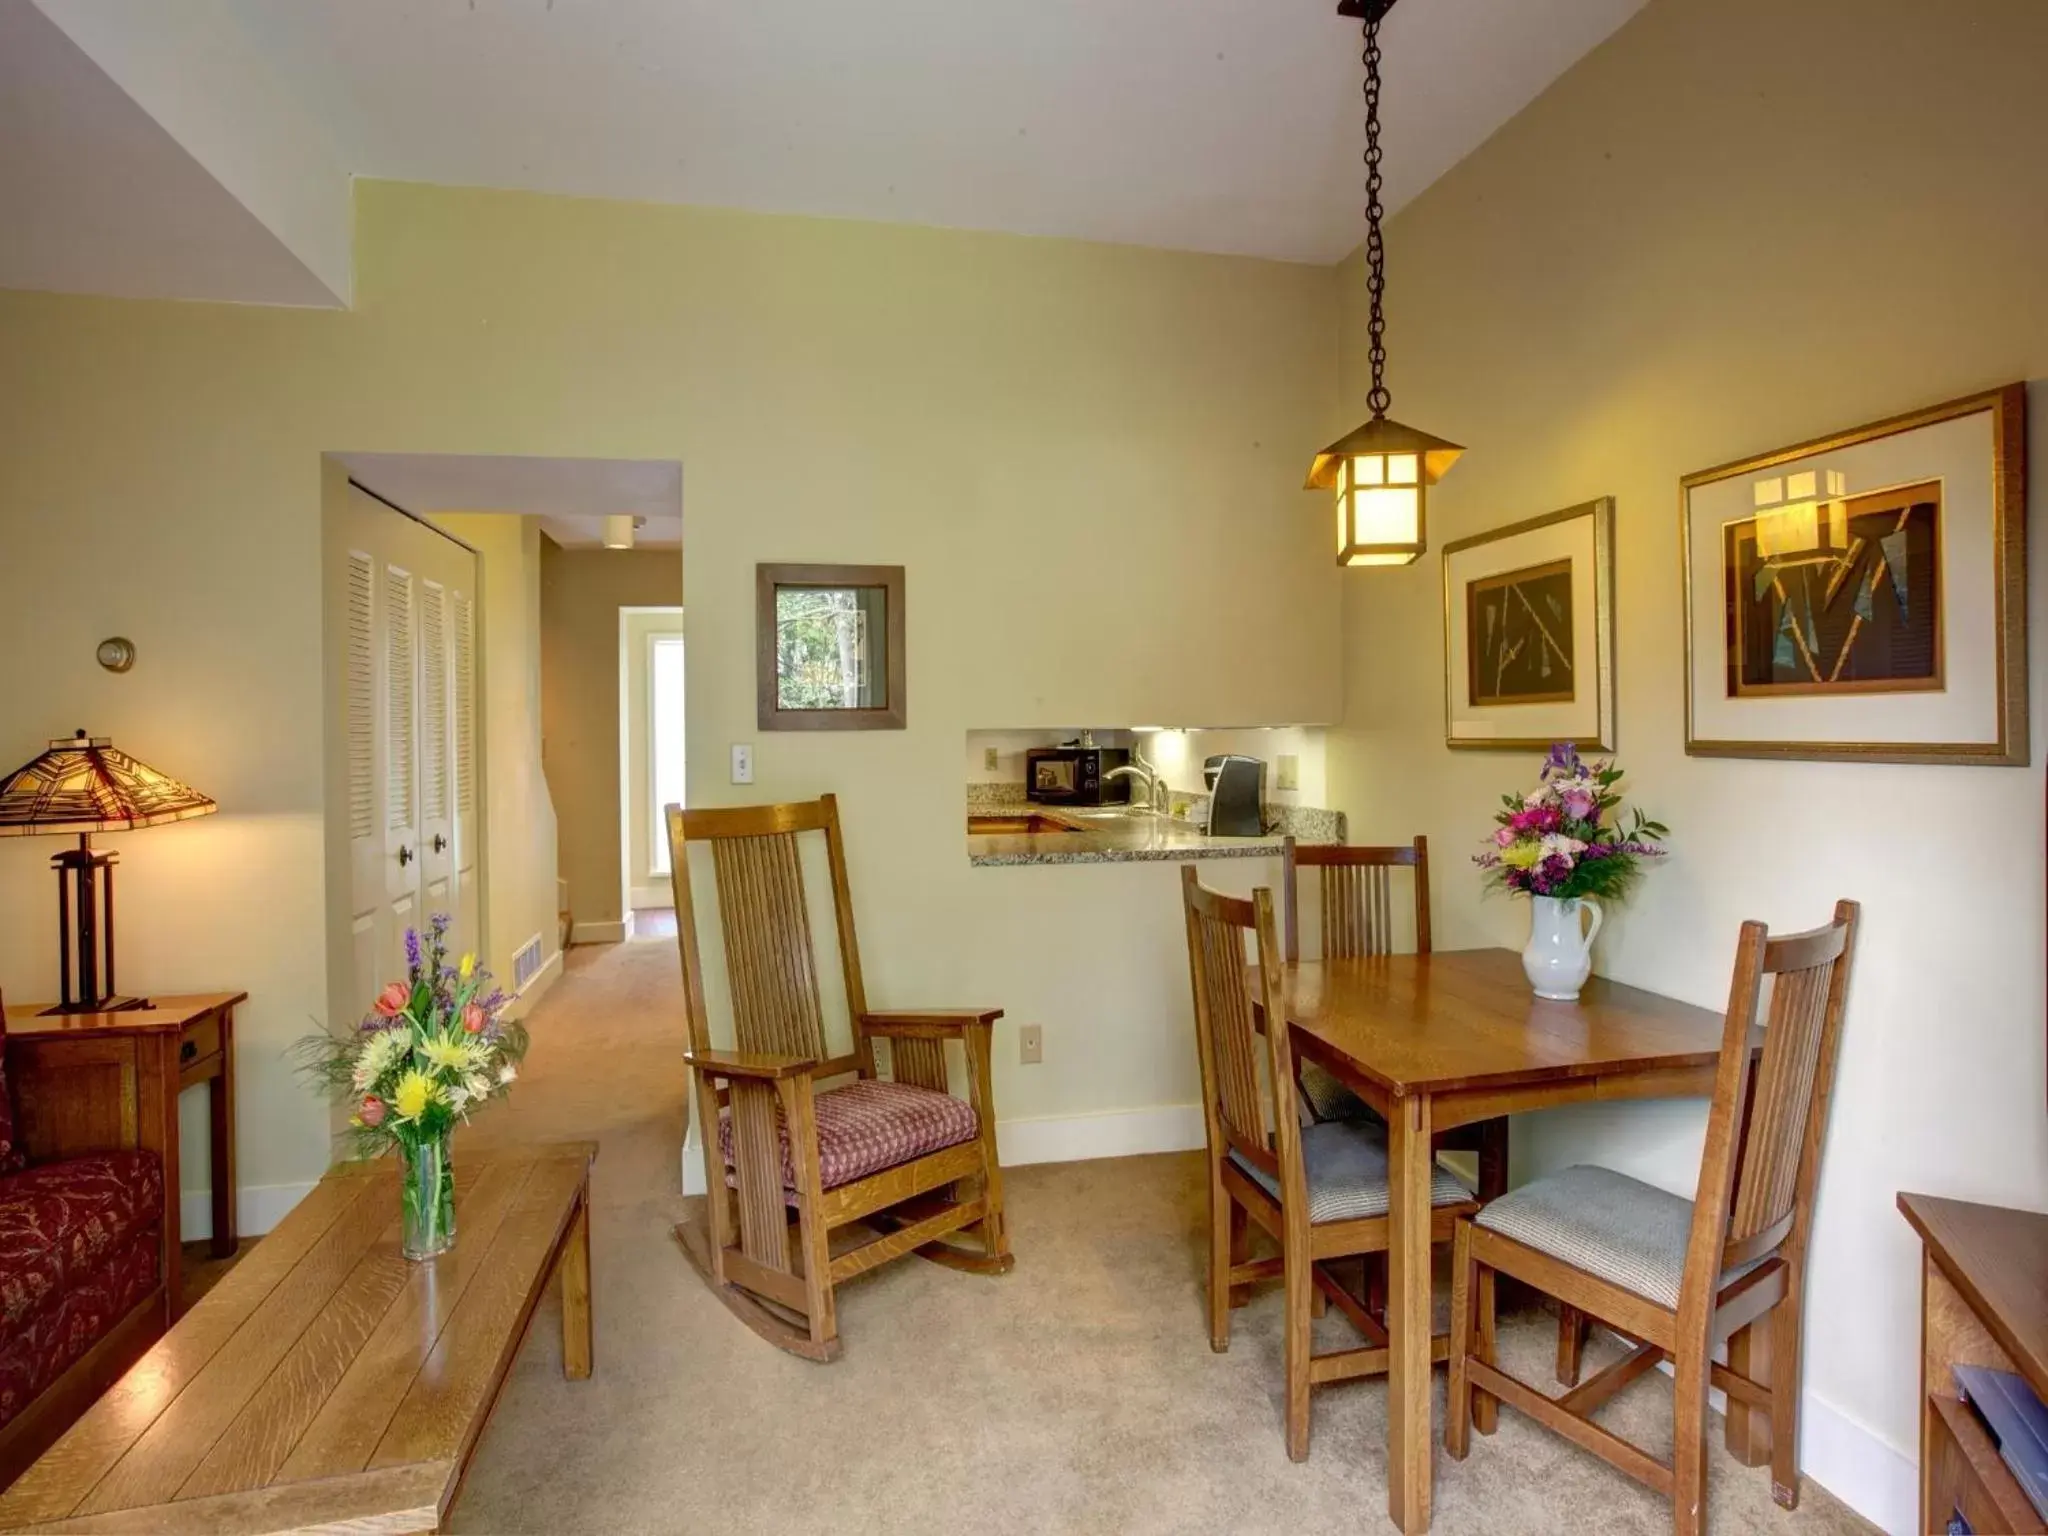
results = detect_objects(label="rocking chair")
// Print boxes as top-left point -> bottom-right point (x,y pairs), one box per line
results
667,794 -> 1012,1361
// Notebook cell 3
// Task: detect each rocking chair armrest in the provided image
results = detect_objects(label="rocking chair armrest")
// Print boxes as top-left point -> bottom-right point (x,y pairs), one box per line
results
683,1047 -> 821,1082
861,1009 -> 1003,1039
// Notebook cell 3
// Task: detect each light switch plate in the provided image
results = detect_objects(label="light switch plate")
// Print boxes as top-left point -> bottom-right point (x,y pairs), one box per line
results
730,743 -> 754,784
1018,1024 -> 1043,1065
1276,754 -> 1300,791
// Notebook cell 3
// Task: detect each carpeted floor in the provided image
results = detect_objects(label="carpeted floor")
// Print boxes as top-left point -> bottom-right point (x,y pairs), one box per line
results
449,921 -> 1875,1535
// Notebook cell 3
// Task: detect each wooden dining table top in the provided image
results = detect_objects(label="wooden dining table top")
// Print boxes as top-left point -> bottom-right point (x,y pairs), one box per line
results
1270,948 -> 1733,1099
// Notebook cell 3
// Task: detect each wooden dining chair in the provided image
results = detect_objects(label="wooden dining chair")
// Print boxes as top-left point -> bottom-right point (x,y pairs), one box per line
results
667,794 -> 1012,1363
1181,866 -> 1477,1461
1445,900 -> 1860,1534
1281,836 -> 1508,1205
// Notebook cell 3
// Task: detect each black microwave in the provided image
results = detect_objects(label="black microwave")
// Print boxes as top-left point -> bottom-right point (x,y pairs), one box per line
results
1026,747 -> 1132,806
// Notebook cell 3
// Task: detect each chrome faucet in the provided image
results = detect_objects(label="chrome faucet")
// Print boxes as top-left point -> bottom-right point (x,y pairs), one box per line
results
1104,757 -> 1171,816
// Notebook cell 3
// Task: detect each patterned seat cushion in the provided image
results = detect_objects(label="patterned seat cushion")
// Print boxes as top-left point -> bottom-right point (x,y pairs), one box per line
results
0,1150 -> 165,1332
0,1223 -> 159,1431
718,1078 -> 980,1193
1474,1164 -> 1761,1309
1297,1059 -> 1383,1127
1228,1120 -> 1471,1225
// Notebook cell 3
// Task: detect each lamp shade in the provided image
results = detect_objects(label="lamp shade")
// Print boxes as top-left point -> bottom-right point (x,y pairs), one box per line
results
1306,416 -> 1465,568
0,731 -> 216,837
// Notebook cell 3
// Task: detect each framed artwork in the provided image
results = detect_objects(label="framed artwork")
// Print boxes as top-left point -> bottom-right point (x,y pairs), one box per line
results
1682,384 -> 2026,765
1442,498 -> 1615,751
756,563 -> 906,730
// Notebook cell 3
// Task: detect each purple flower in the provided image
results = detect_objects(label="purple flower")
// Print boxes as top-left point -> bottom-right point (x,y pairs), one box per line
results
429,912 -> 451,935
1561,788 -> 1596,821
404,928 -> 422,971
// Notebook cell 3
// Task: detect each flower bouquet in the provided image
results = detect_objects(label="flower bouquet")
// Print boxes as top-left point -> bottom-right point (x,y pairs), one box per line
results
296,914 -> 528,1258
1475,744 -> 1668,1000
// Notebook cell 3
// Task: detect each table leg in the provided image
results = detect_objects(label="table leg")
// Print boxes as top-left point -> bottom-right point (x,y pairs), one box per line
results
1386,1093 -> 1434,1534
208,1011 -> 237,1260
559,1194 -> 593,1380
1724,1317 -> 1772,1466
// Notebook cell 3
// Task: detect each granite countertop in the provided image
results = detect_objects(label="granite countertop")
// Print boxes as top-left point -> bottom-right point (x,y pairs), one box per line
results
966,788 -> 1345,867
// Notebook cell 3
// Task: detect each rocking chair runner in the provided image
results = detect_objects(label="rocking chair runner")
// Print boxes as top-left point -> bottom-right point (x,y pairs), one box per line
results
667,795 -> 1012,1362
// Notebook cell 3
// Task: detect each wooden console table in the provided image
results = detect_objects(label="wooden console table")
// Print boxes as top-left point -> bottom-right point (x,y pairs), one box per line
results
1899,1192 -> 2048,1536
5,992 -> 243,1316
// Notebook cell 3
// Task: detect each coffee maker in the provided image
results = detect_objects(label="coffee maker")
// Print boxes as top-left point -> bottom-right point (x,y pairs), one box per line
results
1203,755 -> 1266,838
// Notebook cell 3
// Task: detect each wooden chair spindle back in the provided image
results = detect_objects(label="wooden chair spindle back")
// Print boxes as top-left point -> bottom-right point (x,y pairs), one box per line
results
1180,868 -> 1294,1178
1282,836 -> 1431,963
1690,900 -> 1860,1285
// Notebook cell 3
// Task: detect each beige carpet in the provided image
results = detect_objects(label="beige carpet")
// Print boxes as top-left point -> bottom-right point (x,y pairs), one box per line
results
450,924 -> 1875,1535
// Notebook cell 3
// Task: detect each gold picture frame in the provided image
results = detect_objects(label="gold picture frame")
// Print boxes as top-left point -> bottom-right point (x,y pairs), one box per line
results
1442,498 -> 1616,752
1681,384 -> 2027,765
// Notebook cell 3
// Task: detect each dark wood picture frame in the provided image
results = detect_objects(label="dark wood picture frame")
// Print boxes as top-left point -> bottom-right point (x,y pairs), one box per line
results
756,563 -> 907,731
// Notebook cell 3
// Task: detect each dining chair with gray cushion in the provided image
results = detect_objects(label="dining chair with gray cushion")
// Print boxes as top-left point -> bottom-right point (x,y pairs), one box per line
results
1445,900 -> 1860,1536
1281,836 -> 1508,1206
1180,866 -> 1477,1462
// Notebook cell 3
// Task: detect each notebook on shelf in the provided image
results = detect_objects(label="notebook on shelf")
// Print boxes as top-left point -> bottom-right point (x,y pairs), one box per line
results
1954,1363 -> 2048,1524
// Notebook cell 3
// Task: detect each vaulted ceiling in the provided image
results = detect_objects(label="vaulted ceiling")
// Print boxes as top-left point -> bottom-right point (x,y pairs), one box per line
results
5,0 -> 1645,308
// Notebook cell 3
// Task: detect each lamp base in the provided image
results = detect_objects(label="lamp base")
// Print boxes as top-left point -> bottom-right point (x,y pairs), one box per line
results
40,995 -> 150,1017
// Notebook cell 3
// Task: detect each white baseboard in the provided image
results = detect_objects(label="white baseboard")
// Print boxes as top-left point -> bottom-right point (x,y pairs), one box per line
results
996,1104 -> 1206,1167
1619,1328 -> 1914,1534
570,913 -> 635,945
629,885 -> 674,911
1798,1390 -> 1915,1535
677,1103 -> 1206,1198
180,1180 -> 318,1241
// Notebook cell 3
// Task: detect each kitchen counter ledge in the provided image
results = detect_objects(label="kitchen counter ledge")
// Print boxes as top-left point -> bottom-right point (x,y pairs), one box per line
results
967,800 -> 1344,867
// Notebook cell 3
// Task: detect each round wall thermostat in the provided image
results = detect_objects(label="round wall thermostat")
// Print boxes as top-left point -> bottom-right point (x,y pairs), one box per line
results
96,637 -> 136,673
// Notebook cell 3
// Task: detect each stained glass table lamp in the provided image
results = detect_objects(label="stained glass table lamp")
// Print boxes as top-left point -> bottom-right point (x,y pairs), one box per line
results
0,730 -> 216,1013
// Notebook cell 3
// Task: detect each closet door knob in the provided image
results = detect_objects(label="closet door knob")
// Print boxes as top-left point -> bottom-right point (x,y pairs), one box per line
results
432,834 -> 448,854
397,845 -> 414,868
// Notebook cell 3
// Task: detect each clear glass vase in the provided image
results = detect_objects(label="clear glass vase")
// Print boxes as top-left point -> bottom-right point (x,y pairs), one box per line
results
400,1132 -> 457,1260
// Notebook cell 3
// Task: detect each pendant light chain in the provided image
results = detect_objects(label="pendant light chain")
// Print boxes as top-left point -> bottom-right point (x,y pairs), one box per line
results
1361,16 -> 1390,421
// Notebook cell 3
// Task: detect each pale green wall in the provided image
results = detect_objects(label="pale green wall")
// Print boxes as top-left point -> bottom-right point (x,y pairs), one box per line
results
1322,0 -> 2048,1517
0,180 -> 1342,1210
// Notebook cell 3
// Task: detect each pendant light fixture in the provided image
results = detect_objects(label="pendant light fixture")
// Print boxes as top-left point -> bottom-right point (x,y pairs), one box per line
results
1307,0 -> 1464,568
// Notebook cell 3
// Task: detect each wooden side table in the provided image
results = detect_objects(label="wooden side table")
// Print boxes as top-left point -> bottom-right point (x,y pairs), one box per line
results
4,991 -> 245,1315
1899,1192 -> 2048,1536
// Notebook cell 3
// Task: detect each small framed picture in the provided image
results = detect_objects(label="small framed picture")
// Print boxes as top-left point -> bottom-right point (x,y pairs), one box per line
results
1442,498 -> 1616,752
1681,384 -> 2026,764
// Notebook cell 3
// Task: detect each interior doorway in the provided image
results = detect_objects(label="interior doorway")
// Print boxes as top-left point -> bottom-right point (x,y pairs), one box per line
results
319,452 -> 683,1031
622,608 -> 685,916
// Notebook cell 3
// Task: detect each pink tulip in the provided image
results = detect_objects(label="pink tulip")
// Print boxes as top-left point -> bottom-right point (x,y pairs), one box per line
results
373,981 -> 410,1017
462,1002 -> 487,1034
1493,826 -> 1515,847
358,1095 -> 387,1128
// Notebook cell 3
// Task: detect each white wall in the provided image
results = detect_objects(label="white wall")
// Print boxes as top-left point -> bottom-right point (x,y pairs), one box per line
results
429,512 -> 562,1009
1322,0 -> 2048,1526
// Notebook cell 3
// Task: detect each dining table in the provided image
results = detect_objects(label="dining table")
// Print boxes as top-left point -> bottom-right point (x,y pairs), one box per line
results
1272,947 -> 1739,1535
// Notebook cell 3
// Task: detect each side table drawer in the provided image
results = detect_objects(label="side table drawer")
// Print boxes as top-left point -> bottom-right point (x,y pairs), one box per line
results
180,1013 -> 222,1071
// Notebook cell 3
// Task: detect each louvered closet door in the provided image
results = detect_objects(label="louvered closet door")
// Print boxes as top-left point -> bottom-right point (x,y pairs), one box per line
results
340,486 -> 482,1016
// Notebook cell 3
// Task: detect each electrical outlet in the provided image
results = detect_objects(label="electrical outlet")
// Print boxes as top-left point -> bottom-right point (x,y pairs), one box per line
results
1276,754 -> 1300,791
984,746 -> 999,772
730,743 -> 754,785
1018,1024 -> 1043,1065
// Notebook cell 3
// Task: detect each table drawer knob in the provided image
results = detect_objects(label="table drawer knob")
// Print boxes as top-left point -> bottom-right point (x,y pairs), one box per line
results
180,1039 -> 198,1063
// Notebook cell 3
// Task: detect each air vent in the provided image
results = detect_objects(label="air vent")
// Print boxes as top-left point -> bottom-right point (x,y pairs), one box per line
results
513,934 -> 544,993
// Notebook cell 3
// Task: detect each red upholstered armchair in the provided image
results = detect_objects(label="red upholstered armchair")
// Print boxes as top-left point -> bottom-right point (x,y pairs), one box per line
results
0,992 -> 173,1488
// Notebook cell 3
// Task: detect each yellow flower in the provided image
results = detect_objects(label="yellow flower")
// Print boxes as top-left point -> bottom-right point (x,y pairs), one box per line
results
1500,843 -> 1543,869
391,1070 -> 443,1122
421,1036 -> 485,1074
458,952 -> 477,980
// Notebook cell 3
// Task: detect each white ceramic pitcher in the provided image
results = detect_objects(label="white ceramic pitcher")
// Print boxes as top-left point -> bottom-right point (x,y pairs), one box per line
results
1522,894 -> 1603,1001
